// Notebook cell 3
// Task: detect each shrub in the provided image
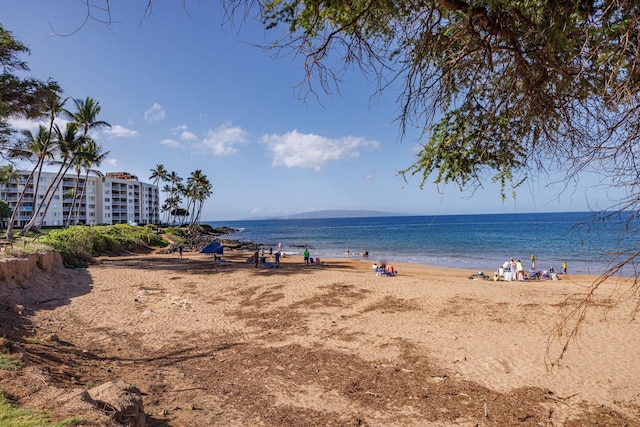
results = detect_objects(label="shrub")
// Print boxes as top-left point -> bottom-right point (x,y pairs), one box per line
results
41,225 -> 167,267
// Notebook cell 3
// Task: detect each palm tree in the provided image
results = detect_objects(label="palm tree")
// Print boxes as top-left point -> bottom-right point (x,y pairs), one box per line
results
5,126 -> 56,239
161,184 -> 172,224
5,86 -> 64,238
64,97 -> 110,138
186,170 -> 212,225
61,97 -> 110,225
21,122 -> 85,234
193,178 -> 212,225
66,139 -> 109,225
149,164 -> 168,224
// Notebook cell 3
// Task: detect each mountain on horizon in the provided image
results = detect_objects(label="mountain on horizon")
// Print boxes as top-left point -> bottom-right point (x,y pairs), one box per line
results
270,209 -> 405,220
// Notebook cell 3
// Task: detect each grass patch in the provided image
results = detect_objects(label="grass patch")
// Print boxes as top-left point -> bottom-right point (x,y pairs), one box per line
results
0,355 -> 22,371
0,393 -> 84,426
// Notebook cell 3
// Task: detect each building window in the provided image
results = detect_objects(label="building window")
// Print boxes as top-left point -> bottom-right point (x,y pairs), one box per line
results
89,196 -> 95,201
89,212 -> 95,217
39,177 -> 47,182
88,204 -> 95,209
88,188 -> 95,193
105,206 -> 110,210
105,190 -> 110,195
53,194 -> 60,199
105,198 -> 110,202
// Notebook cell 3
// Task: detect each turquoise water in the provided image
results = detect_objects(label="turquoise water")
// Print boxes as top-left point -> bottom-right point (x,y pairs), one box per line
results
206,211 -> 639,276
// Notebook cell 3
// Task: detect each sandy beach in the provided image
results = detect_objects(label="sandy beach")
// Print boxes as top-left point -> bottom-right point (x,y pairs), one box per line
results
1,250 -> 639,426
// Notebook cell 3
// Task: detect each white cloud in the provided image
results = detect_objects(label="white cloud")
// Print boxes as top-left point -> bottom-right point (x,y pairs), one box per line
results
104,124 -> 138,138
8,117 -> 70,131
180,131 -> 198,141
194,123 -> 249,156
144,103 -> 166,122
160,138 -> 185,149
104,158 -> 118,167
260,130 -> 380,171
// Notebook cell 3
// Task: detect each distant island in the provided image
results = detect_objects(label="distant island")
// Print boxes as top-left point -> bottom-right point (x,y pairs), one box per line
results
267,210 -> 405,220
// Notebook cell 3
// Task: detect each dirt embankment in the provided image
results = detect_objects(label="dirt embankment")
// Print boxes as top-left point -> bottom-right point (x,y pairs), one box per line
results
0,251 -> 63,299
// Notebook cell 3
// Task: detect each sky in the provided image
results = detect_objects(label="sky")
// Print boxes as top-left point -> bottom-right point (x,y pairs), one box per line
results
2,0 -> 616,221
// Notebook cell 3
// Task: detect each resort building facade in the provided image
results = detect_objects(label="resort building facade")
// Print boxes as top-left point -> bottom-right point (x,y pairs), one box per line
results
0,170 -> 160,227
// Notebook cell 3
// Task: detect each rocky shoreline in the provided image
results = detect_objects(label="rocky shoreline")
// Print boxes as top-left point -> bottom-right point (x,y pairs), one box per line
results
157,224 -> 260,254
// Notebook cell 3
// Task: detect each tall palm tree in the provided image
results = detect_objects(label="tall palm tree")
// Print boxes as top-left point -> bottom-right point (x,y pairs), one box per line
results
64,97 -> 110,138
149,164 -> 168,224
161,184 -> 172,224
66,139 -> 109,225
186,170 -> 212,225
21,122 -> 84,234
60,97 -> 110,226
193,178 -> 212,225
5,126 -> 56,239
75,140 -> 108,225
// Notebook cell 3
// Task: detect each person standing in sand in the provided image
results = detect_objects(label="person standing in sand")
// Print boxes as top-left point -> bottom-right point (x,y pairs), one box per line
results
531,254 -> 536,269
562,261 -> 567,274
304,248 -> 310,265
516,259 -> 525,281
254,250 -> 259,268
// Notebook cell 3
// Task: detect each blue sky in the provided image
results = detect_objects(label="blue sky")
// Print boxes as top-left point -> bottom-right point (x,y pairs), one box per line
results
3,0 -> 613,220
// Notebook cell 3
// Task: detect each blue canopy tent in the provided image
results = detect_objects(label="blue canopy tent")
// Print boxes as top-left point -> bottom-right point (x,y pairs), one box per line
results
201,241 -> 224,254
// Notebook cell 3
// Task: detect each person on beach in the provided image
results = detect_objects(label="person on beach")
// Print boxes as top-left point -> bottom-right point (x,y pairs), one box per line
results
304,248 -> 310,265
274,251 -> 281,266
516,259 -> 525,281
178,245 -> 183,259
254,250 -> 259,268
531,254 -> 536,269
562,261 -> 567,274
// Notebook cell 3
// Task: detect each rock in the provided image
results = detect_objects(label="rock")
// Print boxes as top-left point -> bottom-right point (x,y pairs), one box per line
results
89,380 -> 146,427
156,224 -> 252,254
9,304 -> 24,315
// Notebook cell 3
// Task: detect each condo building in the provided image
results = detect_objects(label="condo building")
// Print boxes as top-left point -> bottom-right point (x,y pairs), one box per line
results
0,170 -> 160,227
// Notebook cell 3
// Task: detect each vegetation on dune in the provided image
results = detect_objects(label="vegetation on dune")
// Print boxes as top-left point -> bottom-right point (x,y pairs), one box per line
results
0,354 -> 22,371
41,224 -> 167,267
0,393 -> 84,427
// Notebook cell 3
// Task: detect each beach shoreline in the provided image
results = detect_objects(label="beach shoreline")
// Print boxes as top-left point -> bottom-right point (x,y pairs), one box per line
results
1,249 -> 638,425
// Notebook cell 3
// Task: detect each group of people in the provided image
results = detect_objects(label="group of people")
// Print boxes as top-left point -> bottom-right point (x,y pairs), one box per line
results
499,254 -> 567,281
251,246 -> 281,268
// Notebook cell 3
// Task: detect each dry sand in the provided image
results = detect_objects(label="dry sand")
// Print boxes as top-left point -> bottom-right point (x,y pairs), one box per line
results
2,250 -> 639,426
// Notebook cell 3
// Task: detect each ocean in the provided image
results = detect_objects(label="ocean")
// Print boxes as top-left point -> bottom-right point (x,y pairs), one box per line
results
205,211 -> 639,276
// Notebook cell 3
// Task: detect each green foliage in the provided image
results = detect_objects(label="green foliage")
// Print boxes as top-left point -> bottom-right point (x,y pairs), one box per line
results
0,199 -> 11,224
41,225 -> 167,267
255,0 -> 640,207
163,227 -> 185,244
0,393 -> 84,427
0,355 -> 22,371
